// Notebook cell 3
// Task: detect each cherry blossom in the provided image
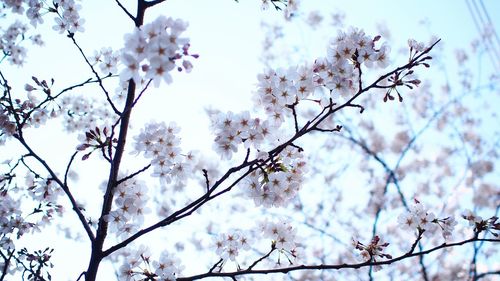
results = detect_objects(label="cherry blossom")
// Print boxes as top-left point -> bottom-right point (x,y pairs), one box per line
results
116,246 -> 183,281
259,219 -> 301,265
212,230 -> 252,262
461,209 -> 483,227
397,201 -> 447,237
119,15 -> 196,86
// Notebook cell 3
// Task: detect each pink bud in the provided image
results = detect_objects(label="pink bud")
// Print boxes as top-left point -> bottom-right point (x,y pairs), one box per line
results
24,84 -> 35,91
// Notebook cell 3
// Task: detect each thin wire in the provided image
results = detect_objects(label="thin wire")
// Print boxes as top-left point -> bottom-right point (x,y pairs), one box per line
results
472,0 -> 500,69
473,0 -> 500,68
465,0 -> 500,71
479,0 -> 500,60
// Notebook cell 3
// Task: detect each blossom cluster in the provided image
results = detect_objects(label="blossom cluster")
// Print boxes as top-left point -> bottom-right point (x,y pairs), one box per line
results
0,0 -> 78,65
1,0 -> 25,13
0,21 -> 29,65
253,28 -> 389,128
59,95 -> 113,133
1,77 -> 59,130
103,178 -> 151,239
213,229 -> 252,262
259,219 -> 301,264
397,201 -> 457,239
260,0 -> 300,20
89,47 -> 120,76
3,81 -> 111,142
25,174 -> 64,203
0,107 -> 16,143
472,183 -> 498,208
133,121 -> 196,187
317,28 -> 389,94
469,160 -> 494,178
352,235 -> 391,268
242,147 -> 306,207
0,174 -> 63,257
24,0 -> 44,27
0,96 -> 51,137
407,38 -> 426,60
120,15 -> 196,87
0,0 -> 84,33
118,246 -> 183,281
0,191 -> 27,250
51,0 -> 85,34
327,28 -> 390,68
254,66 -> 315,126
210,111 -> 276,159
461,209 -> 483,227
212,220 -> 301,269
28,107 -> 51,128
461,210 -> 500,238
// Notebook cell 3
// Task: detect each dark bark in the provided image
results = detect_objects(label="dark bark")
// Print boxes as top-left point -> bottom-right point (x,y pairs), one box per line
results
83,1 -> 148,280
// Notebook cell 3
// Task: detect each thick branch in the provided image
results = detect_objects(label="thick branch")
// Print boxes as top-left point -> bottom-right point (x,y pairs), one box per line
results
84,1 -> 151,279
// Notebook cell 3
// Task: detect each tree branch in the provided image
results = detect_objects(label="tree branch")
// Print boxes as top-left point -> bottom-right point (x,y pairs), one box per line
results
116,164 -> 151,186
114,0 -> 135,21
15,137 -> 95,242
0,250 -> 13,281
85,2 -> 150,279
247,245 -> 276,270
100,40 -> 442,258
177,237 -> 499,280
67,35 -> 120,115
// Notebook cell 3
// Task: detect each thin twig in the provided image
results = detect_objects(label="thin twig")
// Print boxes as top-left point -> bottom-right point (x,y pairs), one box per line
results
208,258 -> 223,273
76,271 -> 86,281
144,0 -> 166,8
116,164 -> 152,186
202,169 -> 210,193
68,34 -> 120,115
247,245 -> 276,270
64,151 -> 79,187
